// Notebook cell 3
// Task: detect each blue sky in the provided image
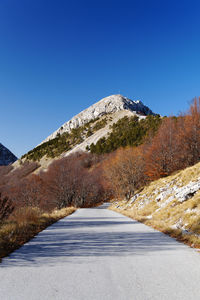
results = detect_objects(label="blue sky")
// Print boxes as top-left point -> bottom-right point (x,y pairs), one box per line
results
1,0 -> 200,157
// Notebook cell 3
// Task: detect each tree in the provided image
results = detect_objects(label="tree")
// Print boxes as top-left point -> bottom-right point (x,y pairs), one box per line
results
181,97 -> 200,166
103,146 -> 147,199
40,155 -> 79,209
40,152 -> 105,209
145,117 -> 181,178
11,175 -> 44,208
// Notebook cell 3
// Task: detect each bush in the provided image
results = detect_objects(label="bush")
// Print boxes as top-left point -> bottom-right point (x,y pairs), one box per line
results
103,146 -> 147,199
0,194 -> 14,222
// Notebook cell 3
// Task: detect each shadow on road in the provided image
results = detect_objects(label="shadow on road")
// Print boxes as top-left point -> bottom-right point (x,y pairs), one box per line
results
2,212 -> 180,267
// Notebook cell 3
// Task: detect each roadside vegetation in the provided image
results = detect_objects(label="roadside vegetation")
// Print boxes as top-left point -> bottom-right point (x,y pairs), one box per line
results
0,204 -> 75,261
110,161 -> 200,248
0,152 -> 106,260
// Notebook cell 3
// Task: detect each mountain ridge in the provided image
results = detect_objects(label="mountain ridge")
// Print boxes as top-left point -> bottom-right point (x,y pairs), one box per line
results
0,143 -> 17,166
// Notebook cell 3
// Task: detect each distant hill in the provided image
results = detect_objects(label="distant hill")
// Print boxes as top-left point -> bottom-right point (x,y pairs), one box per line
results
0,143 -> 17,166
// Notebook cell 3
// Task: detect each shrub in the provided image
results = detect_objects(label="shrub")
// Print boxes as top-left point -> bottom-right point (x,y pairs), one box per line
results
0,194 -> 14,222
103,146 -> 147,199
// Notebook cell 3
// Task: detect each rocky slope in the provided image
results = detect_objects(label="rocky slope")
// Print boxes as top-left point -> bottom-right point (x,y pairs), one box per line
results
41,94 -> 155,145
111,162 -> 200,248
18,94 -> 157,172
64,110 -> 136,157
0,143 -> 17,166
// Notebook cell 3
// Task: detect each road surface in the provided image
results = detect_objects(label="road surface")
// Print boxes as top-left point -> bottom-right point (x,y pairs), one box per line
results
0,203 -> 200,299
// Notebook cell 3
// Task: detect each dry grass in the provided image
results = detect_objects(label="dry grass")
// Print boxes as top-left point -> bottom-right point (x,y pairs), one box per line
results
111,205 -> 200,248
0,206 -> 76,261
110,162 -> 200,249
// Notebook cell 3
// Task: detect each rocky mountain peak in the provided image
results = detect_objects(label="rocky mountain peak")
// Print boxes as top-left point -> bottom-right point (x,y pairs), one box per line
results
91,94 -> 152,113
98,94 -> 154,115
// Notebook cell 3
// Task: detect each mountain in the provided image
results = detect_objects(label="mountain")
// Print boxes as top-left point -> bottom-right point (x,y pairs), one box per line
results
0,143 -> 17,166
21,94 -> 158,166
41,94 -> 155,144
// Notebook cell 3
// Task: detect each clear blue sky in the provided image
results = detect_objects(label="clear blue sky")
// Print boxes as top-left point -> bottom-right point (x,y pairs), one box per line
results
1,0 -> 200,157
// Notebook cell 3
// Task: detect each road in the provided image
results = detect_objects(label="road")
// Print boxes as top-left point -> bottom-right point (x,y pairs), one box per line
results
0,203 -> 200,300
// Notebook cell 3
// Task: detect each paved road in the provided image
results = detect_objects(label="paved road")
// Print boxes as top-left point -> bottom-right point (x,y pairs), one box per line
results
0,203 -> 200,300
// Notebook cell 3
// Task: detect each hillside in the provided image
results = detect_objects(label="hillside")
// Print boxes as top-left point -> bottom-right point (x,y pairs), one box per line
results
40,94 -> 155,145
111,162 -> 200,248
0,143 -> 17,166
20,94 -> 158,167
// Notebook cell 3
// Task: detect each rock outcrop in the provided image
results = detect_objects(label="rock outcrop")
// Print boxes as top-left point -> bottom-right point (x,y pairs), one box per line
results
0,143 -> 17,166
41,94 -> 155,144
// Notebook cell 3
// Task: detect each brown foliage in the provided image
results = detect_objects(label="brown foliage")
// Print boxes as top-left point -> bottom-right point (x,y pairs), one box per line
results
0,165 -> 13,178
0,194 -> 14,221
0,152 -> 105,215
0,161 -> 40,197
103,97 -> 200,197
40,155 -> 79,209
0,165 -> 13,192
145,117 -> 182,179
40,152 -> 105,209
74,167 -> 104,207
9,174 -> 44,209
145,98 -> 200,179
103,146 -> 147,199
181,97 -> 200,165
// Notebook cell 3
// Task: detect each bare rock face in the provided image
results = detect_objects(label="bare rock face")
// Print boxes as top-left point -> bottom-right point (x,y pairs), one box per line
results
0,143 -> 17,166
41,94 -> 155,144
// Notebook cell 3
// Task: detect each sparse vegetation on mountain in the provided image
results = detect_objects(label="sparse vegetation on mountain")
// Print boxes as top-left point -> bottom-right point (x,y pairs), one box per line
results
21,117 -> 108,161
89,115 -> 161,154
92,117 -> 108,131
41,94 -> 154,145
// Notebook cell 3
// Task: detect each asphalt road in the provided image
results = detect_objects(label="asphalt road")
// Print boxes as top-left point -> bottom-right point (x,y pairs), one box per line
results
0,203 -> 200,300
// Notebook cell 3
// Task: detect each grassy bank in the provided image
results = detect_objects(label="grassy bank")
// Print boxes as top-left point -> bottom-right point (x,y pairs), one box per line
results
111,206 -> 200,249
0,207 -> 76,261
110,162 -> 200,249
